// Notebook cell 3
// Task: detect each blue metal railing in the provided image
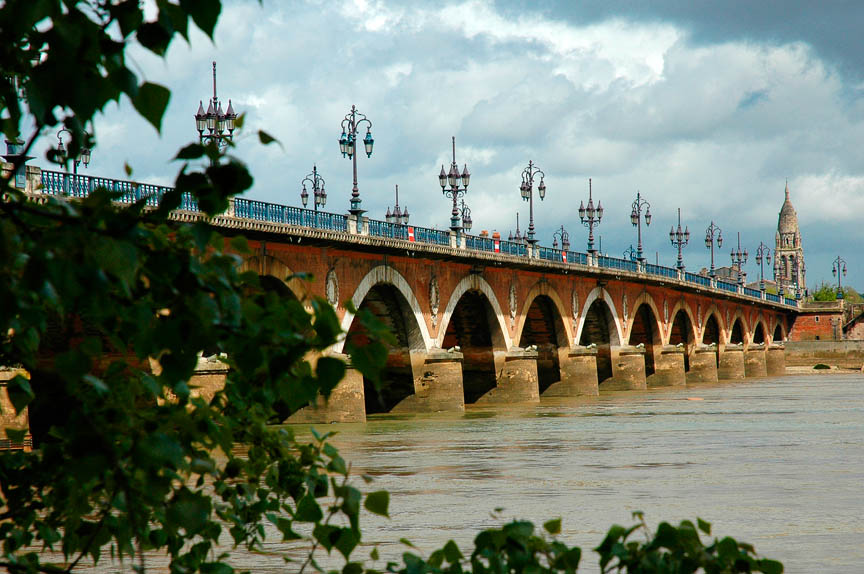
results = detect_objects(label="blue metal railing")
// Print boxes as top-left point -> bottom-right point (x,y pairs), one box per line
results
36,171 -> 802,308
499,240 -> 528,256
598,255 -> 638,272
743,287 -> 762,298
567,251 -> 589,265
368,219 -> 409,240
40,170 -> 194,208
538,246 -> 568,263
465,235 -> 494,252
233,198 -> 348,232
414,226 -> 450,246
646,263 -> 678,280
685,272 -> 712,287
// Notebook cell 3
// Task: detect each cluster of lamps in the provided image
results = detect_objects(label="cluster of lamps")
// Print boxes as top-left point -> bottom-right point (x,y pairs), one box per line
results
730,232 -> 748,285
301,164 -> 326,210
833,256 -> 847,299
669,208 -> 690,270
551,225 -> 570,251
194,62 -> 237,150
579,178 -> 603,254
385,185 -> 410,225
56,128 -> 91,174
519,161 -> 546,245
338,105 -> 374,215
439,137 -> 471,233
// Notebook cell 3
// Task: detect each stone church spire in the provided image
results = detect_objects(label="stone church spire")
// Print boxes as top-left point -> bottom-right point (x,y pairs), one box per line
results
774,181 -> 805,295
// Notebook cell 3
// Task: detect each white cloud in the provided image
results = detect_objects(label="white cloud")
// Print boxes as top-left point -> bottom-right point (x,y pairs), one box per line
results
23,0 -> 863,288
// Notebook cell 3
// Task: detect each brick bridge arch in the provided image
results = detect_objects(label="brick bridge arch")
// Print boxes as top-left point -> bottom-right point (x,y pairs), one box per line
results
337,265 -> 433,354
667,300 -> 698,346
436,274 -> 512,350
576,287 -> 623,346
728,309 -> 750,346
701,305 -> 727,348
624,292 -> 663,346
240,254 -> 309,302
515,281 -> 571,394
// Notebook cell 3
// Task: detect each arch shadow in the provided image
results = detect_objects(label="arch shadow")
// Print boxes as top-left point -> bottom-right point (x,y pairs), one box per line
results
517,287 -> 570,394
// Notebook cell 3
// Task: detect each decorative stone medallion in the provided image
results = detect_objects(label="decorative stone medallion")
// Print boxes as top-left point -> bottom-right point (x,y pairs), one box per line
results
697,303 -> 702,328
509,283 -> 517,329
622,294 -> 629,321
571,290 -> 579,333
663,298 -> 669,323
325,268 -> 339,307
429,276 -> 440,328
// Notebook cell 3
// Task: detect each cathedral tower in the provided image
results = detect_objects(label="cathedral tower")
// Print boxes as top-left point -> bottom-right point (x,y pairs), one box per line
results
774,181 -> 806,294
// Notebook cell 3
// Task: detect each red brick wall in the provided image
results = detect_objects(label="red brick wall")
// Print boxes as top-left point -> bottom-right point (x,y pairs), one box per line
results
845,319 -> 864,340
788,313 -> 843,341
235,239 -> 792,351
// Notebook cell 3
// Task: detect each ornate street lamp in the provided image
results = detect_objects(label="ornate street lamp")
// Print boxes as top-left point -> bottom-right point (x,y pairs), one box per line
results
630,190 -> 651,261
56,128 -> 91,174
300,164 -> 326,211
704,221 -> 723,277
730,232 -> 748,286
459,199 -> 472,232
832,256 -> 848,299
194,61 -> 237,154
519,160 -> 546,245
755,242 -> 771,292
669,208 -> 690,270
508,213 -> 525,244
624,245 -> 638,262
579,178 -> 602,254
339,104 -> 374,215
552,225 -> 570,251
385,184 -> 409,225
439,136 -> 470,233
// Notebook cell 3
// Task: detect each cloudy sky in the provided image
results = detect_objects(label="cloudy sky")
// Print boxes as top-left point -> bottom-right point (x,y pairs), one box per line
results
35,0 -> 864,289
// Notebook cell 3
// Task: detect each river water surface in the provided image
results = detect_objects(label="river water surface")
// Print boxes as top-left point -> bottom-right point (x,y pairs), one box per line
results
285,374 -> 863,574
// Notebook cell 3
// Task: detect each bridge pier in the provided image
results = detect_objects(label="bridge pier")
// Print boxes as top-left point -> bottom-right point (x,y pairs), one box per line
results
717,346 -> 746,380
647,345 -> 686,387
475,348 -> 540,404
766,345 -> 786,376
1,368 -> 32,451
286,353 -> 366,423
543,346 -> 599,397
392,350 -> 465,413
687,346 -> 719,383
602,346 -> 647,391
744,346 -> 768,378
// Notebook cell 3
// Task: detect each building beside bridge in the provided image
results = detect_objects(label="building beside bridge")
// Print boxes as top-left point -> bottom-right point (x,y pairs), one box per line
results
774,182 -> 807,295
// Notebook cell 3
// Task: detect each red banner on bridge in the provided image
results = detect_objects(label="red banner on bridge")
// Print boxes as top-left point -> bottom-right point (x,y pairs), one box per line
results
408,227 -> 415,242
494,240 -> 500,253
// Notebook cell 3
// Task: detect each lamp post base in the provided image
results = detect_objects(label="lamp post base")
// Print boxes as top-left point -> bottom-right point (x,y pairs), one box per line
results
349,197 -> 365,217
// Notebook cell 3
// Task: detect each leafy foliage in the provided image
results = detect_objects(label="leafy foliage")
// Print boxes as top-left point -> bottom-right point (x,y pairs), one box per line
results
810,281 -> 862,302
0,2 -> 386,573
383,515 -> 781,574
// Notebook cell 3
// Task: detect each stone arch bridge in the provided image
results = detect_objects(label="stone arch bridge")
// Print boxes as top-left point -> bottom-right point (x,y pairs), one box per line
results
25,169 -> 800,423
217,205 -> 795,423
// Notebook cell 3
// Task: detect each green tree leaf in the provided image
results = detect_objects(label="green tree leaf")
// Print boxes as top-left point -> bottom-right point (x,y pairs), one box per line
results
6,374 -> 34,414
543,518 -> 562,536
364,491 -> 390,518
131,82 -> 171,132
